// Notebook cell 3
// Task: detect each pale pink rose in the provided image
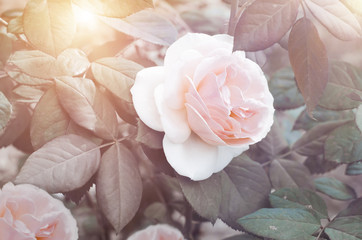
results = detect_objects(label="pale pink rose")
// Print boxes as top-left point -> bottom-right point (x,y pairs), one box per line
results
131,33 -> 274,180
128,224 -> 184,240
0,182 -> 78,240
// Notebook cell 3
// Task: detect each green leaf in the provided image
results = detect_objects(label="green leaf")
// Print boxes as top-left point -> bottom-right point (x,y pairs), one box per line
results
293,107 -> 354,131
319,61 -> 362,110
269,188 -> 328,219
23,0 -> 76,56
0,33 -> 12,63
325,216 -> 362,240
0,92 -> 12,133
289,17 -> 328,116
91,57 -> 143,102
238,208 -> 321,240
314,177 -> 356,200
338,198 -> 362,217
73,0 -> 153,18
324,122 -> 362,163
269,67 -> 305,110
346,161 -> 362,175
292,120 -> 349,156
223,234 -> 262,240
269,159 -> 314,190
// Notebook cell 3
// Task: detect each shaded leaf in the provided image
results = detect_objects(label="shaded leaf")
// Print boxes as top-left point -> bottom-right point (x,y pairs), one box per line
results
293,106 -> 354,131
0,33 -> 12,63
91,57 -> 143,102
96,142 -> 142,233
178,173 -> 221,223
314,177 -> 356,200
73,0 -> 153,18
30,87 -> 100,150
8,49 -> 89,79
325,216 -> 362,240
223,234 -> 262,240
219,155 -> 271,229
269,66 -> 305,110
136,120 -> 163,149
288,17 -> 328,115
269,159 -> 314,190
0,92 -> 12,133
63,175 -> 95,204
100,9 -> 177,46
337,197 -> 362,217
292,120 -> 349,156
23,0 -> 76,56
319,61 -> 362,110
305,0 -> 361,41
15,134 -> 101,193
0,103 -> 31,147
55,76 -> 118,140
346,161 -> 362,176
304,154 -> 339,174
233,0 -> 300,51
324,122 -> 362,163
6,70 -> 53,86
141,145 -> 174,176
269,188 -> 328,219
238,208 -> 321,240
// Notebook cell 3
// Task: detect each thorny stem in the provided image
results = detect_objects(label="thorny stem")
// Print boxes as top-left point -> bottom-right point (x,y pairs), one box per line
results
315,226 -> 325,240
228,0 -> 239,35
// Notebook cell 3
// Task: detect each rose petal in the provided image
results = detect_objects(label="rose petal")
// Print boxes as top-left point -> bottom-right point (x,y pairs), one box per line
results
214,145 -> 248,172
155,84 -> 191,143
0,219 -> 34,240
164,33 -> 233,66
131,66 -> 165,131
128,224 -> 184,240
163,133 -> 220,180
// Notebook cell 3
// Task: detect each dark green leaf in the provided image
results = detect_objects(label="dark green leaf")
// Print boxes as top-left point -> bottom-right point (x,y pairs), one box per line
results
346,161 -> 362,175
292,120 -> 349,156
289,17 -> 328,115
177,173 -> 222,223
324,122 -> 362,163
219,155 -> 271,229
337,198 -> 362,217
0,33 -> 12,63
325,216 -> 362,240
304,155 -> 339,174
314,177 -> 356,200
269,67 -> 305,110
23,0 -> 76,56
319,61 -> 362,110
136,120 -> 163,149
293,107 -> 354,131
238,208 -> 321,240
269,159 -> 314,190
269,188 -> 328,219
179,155 -> 271,229
223,234 -> 262,240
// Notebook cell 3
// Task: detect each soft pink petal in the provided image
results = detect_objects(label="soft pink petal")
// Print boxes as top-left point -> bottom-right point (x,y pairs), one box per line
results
128,224 -> 184,240
214,145 -> 249,172
0,219 -> 34,240
131,66 -> 165,131
163,134 -> 220,181
155,85 -> 191,143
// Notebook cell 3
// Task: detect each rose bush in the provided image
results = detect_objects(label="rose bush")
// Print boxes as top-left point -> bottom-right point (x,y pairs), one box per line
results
132,33 -> 274,180
0,182 -> 78,240
127,224 -> 184,240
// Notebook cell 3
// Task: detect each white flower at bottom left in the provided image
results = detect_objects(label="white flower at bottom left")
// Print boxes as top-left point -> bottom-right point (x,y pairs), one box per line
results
0,182 -> 78,240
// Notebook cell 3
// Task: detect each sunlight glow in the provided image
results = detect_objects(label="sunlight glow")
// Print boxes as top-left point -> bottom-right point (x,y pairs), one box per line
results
72,4 -> 98,29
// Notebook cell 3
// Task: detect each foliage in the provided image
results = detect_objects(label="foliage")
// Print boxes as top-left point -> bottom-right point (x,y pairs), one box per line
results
0,0 -> 361,239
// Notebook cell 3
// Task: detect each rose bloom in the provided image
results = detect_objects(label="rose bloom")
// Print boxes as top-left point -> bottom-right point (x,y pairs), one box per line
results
0,182 -> 78,240
131,33 -> 274,180
128,224 -> 184,240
